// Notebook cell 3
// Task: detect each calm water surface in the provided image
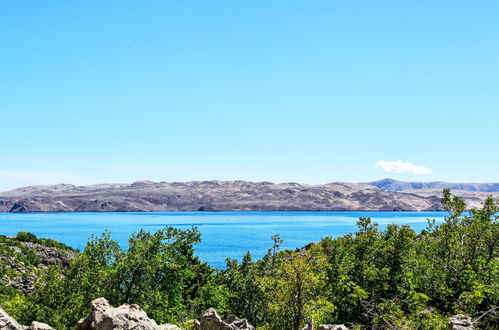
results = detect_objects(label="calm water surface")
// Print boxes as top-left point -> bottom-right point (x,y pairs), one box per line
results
0,211 -> 447,268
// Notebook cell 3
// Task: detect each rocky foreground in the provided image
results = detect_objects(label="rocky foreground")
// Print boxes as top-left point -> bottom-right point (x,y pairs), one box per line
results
1,180 -> 498,212
0,297 -> 474,330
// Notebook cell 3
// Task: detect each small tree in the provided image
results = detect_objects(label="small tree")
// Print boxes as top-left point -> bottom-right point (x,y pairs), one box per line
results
258,242 -> 334,330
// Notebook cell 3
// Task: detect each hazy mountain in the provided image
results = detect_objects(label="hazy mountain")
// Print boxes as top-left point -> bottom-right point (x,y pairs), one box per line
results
0,180 -> 497,213
365,178 -> 499,192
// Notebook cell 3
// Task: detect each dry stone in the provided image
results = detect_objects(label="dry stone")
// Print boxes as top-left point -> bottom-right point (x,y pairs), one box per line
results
0,308 -> 53,330
448,314 -> 473,330
76,297 -> 180,330
27,322 -> 54,330
0,308 -> 24,330
199,308 -> 254,330
317,325 -> 349,330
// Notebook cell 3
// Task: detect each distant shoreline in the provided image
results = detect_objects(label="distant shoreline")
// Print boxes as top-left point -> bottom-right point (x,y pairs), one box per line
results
0,210 -> 451,214
1,179 -> 497,213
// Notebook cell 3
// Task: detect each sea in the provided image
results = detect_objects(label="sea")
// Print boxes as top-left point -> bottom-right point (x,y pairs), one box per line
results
0,211 -> 447,269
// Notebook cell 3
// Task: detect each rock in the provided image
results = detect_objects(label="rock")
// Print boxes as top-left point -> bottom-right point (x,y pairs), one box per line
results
448,314 -> 473,330
0,241 -> 75,294
9,201 -> 31,213
0,255 -> 35,295
318,325 -> 349,330
199,308 -> 254,330
10,275 -> 36,294
28,322 -> 54,330
224,315 -> 254,330
199,308 -> 230,330
0,308 -> 53,330
76,297 -> 180,330
20,241 -> 75,268
0,256 -> 30,274
0,308 -> 25,330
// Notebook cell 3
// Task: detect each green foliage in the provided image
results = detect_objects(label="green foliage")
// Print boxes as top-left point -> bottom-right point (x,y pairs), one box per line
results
16,231 -> 38,243
12,226 -> 213,329
1,191 -> 498,329
229,192 -> 498,329
0,233 -> 77,322
221,251 -> 265,325
16,231 -> 77,251
257,244 -> 334,330
0,235 -> 40,269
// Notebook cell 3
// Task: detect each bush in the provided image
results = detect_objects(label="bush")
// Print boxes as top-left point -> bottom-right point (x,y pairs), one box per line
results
16,231 -> 38,243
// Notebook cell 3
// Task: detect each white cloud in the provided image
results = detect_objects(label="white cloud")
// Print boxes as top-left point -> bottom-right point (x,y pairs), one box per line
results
375,160 -> 433,175
0,169 -> 92,192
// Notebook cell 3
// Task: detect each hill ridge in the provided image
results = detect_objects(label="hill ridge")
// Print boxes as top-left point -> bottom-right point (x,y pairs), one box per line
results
1,179 -> 498,213
364,178 -> 499,192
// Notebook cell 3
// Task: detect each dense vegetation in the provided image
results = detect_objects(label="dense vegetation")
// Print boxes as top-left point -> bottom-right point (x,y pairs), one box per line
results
0,190 -> 498,329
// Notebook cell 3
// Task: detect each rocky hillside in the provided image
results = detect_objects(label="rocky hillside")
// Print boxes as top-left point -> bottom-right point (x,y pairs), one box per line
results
0,233 -> 76,294
0,180 -> 497,212
365,178 -> 499,192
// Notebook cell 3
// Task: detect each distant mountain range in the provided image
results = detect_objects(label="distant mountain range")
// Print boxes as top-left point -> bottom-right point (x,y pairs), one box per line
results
0,179 -> 498,213
364,178 -> 499,192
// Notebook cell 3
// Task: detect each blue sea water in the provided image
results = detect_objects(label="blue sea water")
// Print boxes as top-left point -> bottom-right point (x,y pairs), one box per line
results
0,211 -> 447,269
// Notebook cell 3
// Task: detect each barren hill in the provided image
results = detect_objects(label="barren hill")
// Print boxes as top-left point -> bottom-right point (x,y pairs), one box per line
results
365,178 -> 499,192
1,180 -> 497,213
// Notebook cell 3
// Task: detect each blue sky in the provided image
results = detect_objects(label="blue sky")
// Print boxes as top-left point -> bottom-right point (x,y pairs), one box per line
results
1,1 -> 498,190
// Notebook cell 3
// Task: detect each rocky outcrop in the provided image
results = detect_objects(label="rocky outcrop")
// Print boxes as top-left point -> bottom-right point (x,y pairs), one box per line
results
448,314 -> 474,330
0,309 -> 25,330
0,240 -> 76,294
0,308 -> 53,330
76,297 -> 180,330
20,241 -> 75,268
9,275 -> 36,294
25,322 -> 53,330
317,325 -> 349,330
198,308 -> 254,330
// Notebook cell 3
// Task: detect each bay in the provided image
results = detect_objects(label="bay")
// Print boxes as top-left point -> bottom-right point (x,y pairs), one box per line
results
0,211 -> 447,269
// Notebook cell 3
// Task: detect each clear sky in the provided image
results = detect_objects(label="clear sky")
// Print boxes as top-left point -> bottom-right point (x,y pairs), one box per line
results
1,1 -> 498,191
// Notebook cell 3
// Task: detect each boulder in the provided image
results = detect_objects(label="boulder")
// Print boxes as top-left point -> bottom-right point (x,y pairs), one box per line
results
0,309 -> 24,330
199,308 -> 254,330
27,322 -> 54,330
318,325 -> 349,330
76,297 -> 180,330
448,314 -> 473,330
0,308 -> 53,330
